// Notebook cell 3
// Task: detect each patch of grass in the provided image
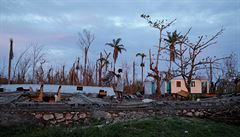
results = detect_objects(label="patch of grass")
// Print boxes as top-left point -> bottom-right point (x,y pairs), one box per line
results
1,116 -> 240,137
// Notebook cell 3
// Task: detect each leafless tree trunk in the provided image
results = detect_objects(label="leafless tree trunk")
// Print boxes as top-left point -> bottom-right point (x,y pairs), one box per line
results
47,67 -> 53,84
75,57 -> 80,84
98,52 -> 104,86
104,50 -> 111,73
77,29 -> 95,85
8,38 -> 14,84
60,65 -> 65,84
133,61 -> 135,84
95,61 -> 98,85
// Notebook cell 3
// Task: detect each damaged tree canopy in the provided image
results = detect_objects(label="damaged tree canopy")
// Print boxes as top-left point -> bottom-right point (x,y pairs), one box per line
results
172,28 -> 224,93
141,13 -> 226,95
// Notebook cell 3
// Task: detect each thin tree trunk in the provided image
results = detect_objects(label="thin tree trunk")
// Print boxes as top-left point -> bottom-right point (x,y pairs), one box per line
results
113,63 -> 116,85
141,66 -> 144,84
84,48 -> 88,85
8,39 -> 13,84
98,53 -> 103,86
141,58 -> 144,84
209,62 -> 213,92
8,56 -> 12,84
155,30 -> 163,96
96,62 -> 98,85
133,61 -> 135,84
98,66 -> 102,86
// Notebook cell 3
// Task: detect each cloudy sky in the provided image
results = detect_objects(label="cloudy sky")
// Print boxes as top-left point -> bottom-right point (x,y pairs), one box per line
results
0,0 -> 239,74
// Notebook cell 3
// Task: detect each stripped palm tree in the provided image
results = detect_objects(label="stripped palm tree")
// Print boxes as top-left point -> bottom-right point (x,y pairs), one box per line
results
106,38 -> 126,83
164,31 -> 182,82
136,53 -> 146,84
164,30 -> 183,62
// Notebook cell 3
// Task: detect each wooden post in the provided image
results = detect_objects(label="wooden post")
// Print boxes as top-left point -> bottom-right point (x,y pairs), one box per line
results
8,38 -> 13,84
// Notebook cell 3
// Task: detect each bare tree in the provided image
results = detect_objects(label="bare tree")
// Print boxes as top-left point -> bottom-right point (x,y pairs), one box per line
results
203,56 -> 227,92
223,53 -> 238,81
12,47 -> 30,81
77,29 -> 95,85
17,54 -> 31,83
173,28 -> 224,93
141,14 -> 176,97
31,43 -> 45,83
216,53 -> 239,93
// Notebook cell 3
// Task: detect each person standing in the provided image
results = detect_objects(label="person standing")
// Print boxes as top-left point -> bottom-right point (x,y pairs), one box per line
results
115,69 -> 124,101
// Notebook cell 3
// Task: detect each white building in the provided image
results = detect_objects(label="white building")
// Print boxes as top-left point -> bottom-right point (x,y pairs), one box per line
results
144,78 -> 209,95
164,79 -> 209,94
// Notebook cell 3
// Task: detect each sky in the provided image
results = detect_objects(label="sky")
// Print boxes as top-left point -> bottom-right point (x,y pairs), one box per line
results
0,0 -> 240,77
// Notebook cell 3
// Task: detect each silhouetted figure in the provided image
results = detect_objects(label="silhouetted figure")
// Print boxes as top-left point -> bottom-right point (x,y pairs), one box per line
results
115,69 -> 124,101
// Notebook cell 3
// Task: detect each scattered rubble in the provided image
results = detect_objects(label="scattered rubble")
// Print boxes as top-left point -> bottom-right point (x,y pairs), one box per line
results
0,90 -> 240,126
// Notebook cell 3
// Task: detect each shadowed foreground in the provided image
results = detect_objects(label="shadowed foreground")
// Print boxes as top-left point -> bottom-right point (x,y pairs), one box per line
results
1,117 -> 240,137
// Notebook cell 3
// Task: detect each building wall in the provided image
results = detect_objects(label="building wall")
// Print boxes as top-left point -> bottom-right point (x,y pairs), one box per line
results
144,79 -> 209,95
0,84 -> 115,96
144,81 -> 153,95
169,80 -> 208,94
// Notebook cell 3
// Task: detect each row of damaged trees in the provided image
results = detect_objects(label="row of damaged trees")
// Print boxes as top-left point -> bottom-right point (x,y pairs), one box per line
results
1,30 -> 128,86
4,41 -> 47,84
